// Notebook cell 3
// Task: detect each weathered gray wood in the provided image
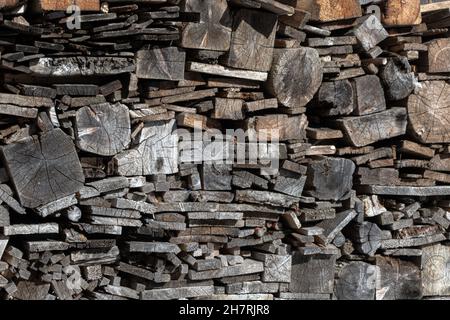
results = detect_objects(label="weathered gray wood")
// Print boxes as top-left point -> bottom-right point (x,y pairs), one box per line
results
29,57 -> 135,76
136,47 -> 185,80
290,253 -> 336,294
305,158 -> 355,201
350,14 -> 388,52
337,107 -> 407,147
187,62 -> 268,81
12,281 -> 50,300
335,261 -> 377,300
2,223 -> 58,236
359,185 -> 450,196
1,129 -> 85,208
379,57 -> 415,101
317,80 -> 354,116
114,119 -> 178,176
235,190 -> 299,208
408,81 -> 450,144
352,75 -> 386,116
421,244 -> 450,296
125,241 -> 180,254
266,48 -> 323,108
315,210 -> 358,245
376,256 -> 422,300
188,259 -> 263,280
181,0 -> 232,51
142,285 -> 214,300
224,9 -> 277,72
75,103 -> 131,156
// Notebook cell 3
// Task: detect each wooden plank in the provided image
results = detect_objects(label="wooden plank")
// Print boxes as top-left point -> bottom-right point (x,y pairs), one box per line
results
421,0 -> 450,13
187,62 -> 268,81
136,47 -> 185,80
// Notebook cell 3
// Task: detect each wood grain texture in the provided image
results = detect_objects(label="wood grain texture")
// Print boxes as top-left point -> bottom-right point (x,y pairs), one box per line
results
266,48 -> 323,108
1,129 -> 84,208
136,47 -> 185,80
422,38 -> 450,73
337,107 -> 407,147
408,81 -> 450,144
224,9 -> 278,72
382,0 -> 421,26
75,103 -> 131,156
181,0 -> 232,51
114,120 -> 178,176
295,0 -> 362,22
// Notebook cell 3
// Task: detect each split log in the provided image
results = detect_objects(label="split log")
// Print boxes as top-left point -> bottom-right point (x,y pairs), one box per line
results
75,103 -> 131,156
266,48 -> 323,108
408,81 -> 450,144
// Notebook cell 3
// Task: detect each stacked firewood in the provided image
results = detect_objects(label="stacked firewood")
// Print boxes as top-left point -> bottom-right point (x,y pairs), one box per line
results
0,0 -> 449,300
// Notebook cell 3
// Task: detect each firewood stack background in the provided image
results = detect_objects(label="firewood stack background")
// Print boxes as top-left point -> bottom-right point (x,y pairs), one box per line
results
0,0 -> 449,300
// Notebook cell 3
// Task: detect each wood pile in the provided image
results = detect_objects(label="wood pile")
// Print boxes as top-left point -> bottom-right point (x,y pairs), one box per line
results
0,0 -> 449,300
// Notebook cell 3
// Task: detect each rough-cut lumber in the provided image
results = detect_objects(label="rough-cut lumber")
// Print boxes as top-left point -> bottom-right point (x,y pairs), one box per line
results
37,0 -> 100,11
136,47 -> 185,80
335,262 -> 377,300
352,75 -> 386,116
379,57 -> 415,101
1,129 -> 84,208
382,0 -> 421,26
337,107 -> 407,147
224,9 -> 277,72
188,259 -> 264,280
30,57 -> 135,76
187,62 -> 268,81
306,158 -> 355,201
114,120 -> 178,176
266,48 -> 323,108
290,253 -> 336,294
294,0 -> 362,22
317,80 -> 354,116
181,0 -> 232,51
